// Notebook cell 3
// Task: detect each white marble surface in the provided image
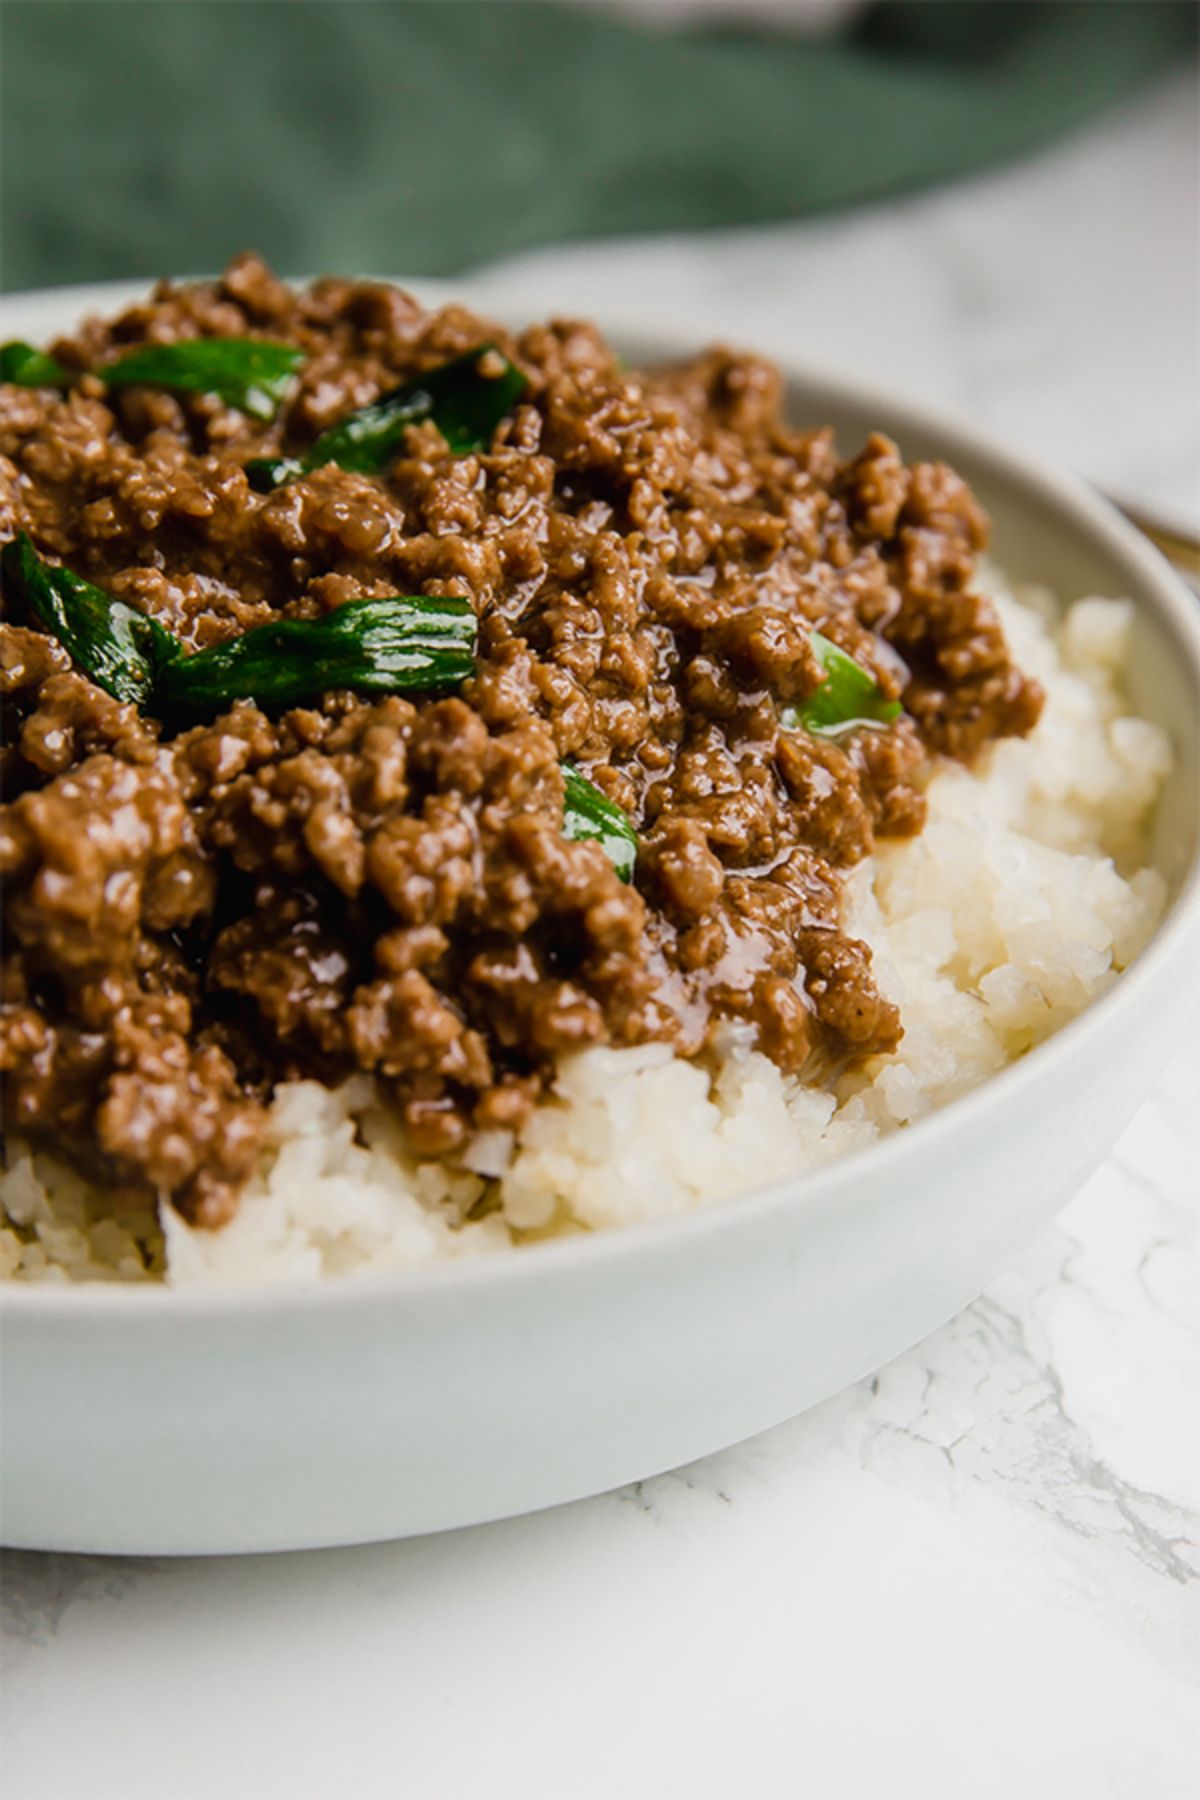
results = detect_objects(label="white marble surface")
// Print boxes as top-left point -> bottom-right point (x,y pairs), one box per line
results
2,69 -> 1198,1800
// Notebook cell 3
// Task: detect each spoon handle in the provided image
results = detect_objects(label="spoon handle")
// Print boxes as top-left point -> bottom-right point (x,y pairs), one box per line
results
1105,495 -> 1200,592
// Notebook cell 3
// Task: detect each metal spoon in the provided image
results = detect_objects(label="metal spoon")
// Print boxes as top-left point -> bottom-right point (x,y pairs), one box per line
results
1105,495 -> 1200,592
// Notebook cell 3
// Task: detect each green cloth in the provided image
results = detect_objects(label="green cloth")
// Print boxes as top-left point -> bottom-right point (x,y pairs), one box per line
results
2,1 -> 1195,292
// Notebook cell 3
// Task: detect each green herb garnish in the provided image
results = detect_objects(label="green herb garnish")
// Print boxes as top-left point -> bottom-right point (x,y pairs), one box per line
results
1,532 -> 180,704
781,631 -> 902,736
245,344 -> 526,491
561,764 -> 637,882
102,338 -> 305,422
0,341 -> 72,387
2,335 -> 304,420
157,596 -> 476,715
2,533 -> 476,718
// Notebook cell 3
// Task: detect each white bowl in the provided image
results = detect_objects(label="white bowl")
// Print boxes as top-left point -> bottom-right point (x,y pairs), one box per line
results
2,283 -> 1198,1556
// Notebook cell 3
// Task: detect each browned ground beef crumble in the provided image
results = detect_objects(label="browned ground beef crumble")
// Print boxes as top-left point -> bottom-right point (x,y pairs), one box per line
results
0,255 -> 1042,1229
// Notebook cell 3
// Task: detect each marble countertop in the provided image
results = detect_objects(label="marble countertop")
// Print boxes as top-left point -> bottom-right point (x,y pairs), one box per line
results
2,69 -> 1197,1800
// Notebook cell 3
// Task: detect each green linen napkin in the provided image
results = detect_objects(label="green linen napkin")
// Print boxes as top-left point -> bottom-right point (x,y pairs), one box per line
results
1,0 -> 1195,291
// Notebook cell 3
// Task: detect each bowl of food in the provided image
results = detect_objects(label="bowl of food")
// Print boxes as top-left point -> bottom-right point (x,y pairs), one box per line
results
1,259 -> 1197,1554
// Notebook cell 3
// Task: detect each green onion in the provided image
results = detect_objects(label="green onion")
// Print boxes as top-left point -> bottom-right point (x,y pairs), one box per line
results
157,596 -> 476,716
561,764 -> 637,882
2,533 -> 476,718
1,341 -> 71,387
102,338 -> 305,422
1,532 -> 180,705
781,631 -> 902,736
245,344 -> 526,491
2,335 -> 305,420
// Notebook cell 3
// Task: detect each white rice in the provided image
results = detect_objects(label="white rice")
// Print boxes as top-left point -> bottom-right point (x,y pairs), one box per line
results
0,573 -> 1172,1287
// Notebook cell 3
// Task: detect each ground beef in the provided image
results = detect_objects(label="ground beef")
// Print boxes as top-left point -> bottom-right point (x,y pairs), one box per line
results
0,255 -> 1043,1224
